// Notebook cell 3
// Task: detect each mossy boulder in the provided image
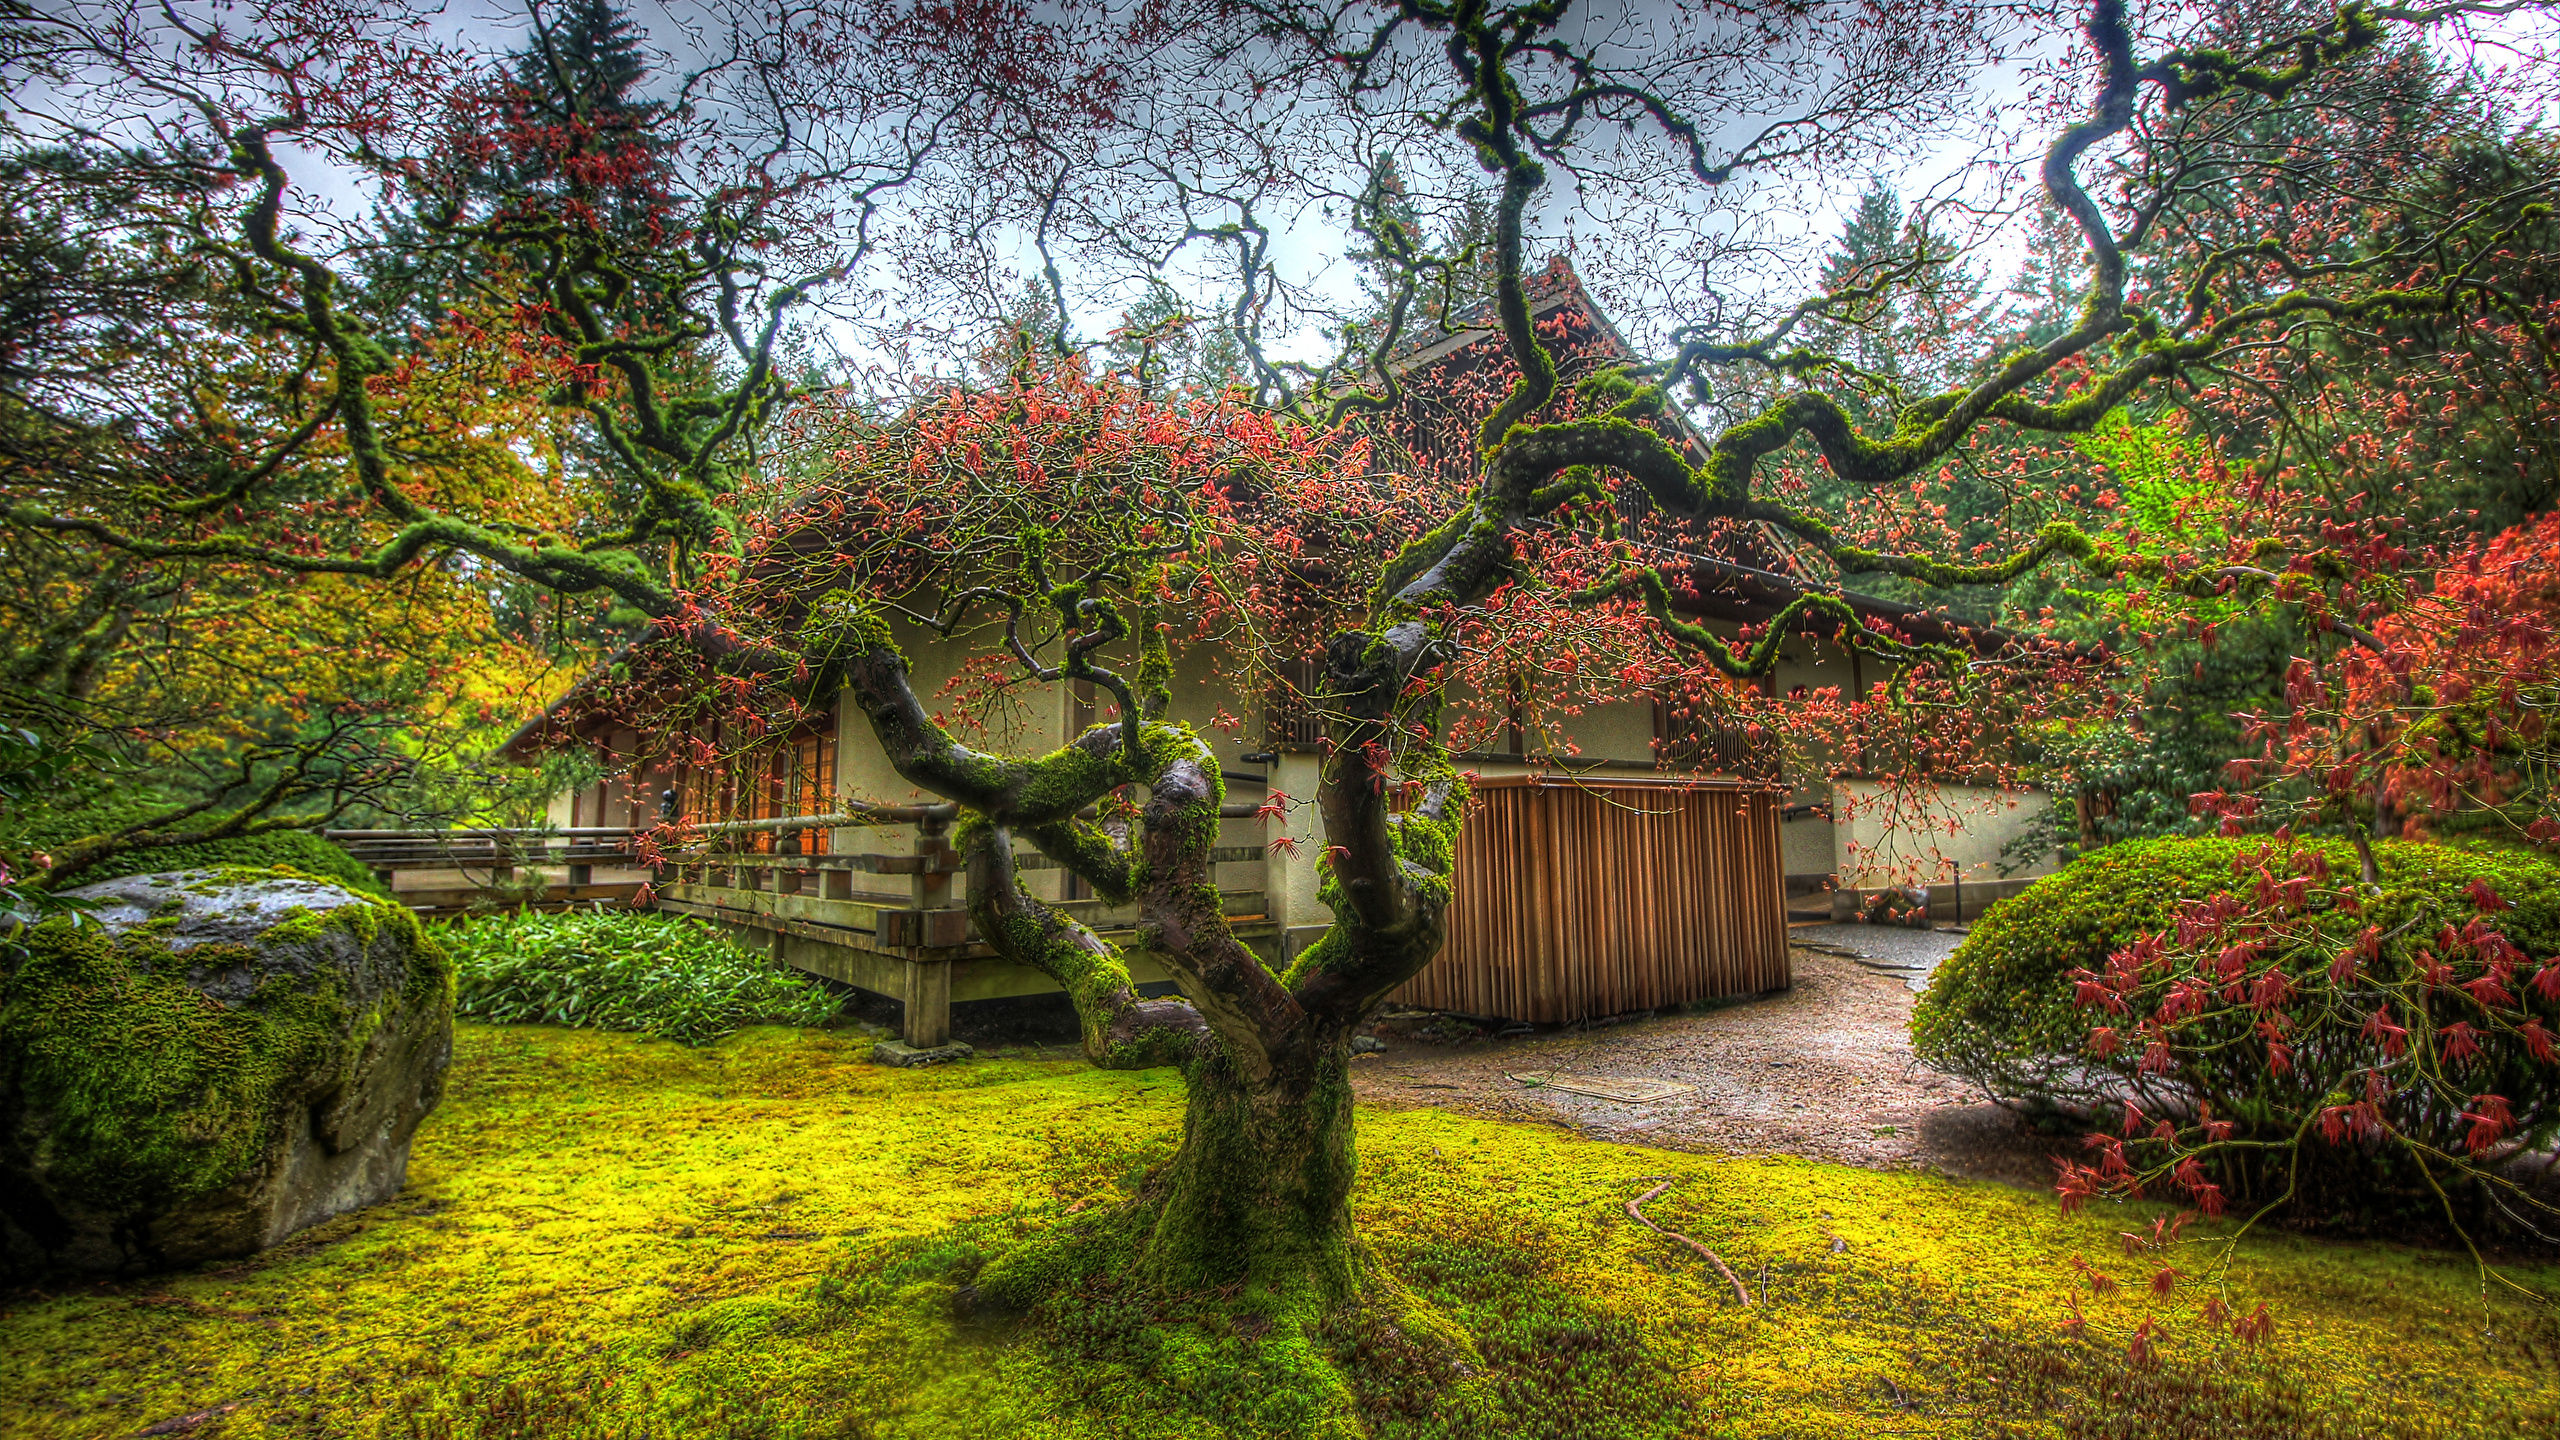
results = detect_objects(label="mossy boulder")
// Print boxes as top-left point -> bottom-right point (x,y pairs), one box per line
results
0,867 -> 454,1278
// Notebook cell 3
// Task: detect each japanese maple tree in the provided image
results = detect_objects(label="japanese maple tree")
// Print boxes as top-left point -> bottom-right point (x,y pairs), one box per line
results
11,0 -> 2560,1415
0,0 -> 1126,873
605,0 -> 2560,1408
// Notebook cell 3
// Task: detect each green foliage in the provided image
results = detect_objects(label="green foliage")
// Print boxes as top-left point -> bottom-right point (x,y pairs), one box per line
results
1913,837 -> 2560,1214
1919,839 -> 2299,1100
0,728 -> 106,947
1997,597 -> 2304,860
0,725 -> 100,811
2,880 -> 444,1212
1997,720 -> 2211,873
440,908 -> 841,1046
2073,409 -> 2223,561
13,794 -> 387,896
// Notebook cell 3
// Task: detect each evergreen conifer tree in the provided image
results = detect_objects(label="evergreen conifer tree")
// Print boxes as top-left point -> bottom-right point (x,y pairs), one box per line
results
364,0 -> 688,648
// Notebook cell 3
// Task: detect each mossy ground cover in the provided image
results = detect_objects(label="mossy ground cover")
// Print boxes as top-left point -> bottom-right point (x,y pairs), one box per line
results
3,1025 -> 2556,1439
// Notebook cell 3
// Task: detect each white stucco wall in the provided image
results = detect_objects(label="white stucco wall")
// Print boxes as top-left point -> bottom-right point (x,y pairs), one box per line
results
1265,750 -> 1330,947
1781,816 -> 1836,877
1833,779 -> 2061,887
1546,698 -> 1656,764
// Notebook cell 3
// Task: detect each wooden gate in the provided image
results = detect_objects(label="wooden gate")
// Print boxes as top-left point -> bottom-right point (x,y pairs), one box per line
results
1390,775 -> 1789,1023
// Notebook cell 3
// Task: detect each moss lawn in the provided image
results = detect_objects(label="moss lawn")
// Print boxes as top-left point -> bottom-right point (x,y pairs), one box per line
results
3,1023 -> 2556,1439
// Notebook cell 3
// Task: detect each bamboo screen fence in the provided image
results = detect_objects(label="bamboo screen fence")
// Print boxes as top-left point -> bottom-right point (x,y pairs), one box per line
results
1390,775 -> 1790,1023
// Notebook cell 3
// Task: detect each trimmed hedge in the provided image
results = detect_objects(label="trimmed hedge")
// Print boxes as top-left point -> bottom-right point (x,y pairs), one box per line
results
1915,837 -> 2560,1103
1916,838 -> 2264,1103
442,909 -> 843,1046
1912,837 -> 2560,1215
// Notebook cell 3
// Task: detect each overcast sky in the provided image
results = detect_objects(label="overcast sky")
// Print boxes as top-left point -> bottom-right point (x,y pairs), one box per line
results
37,0 -> 2557,379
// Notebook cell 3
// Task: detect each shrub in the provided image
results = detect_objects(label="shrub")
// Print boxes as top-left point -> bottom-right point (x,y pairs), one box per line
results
441,908 -> 842,1046
1915,838 -> 2272,1102
1913,836 -> 2560,1222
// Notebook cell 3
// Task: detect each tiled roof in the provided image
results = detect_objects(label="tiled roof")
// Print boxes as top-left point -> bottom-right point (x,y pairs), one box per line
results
1380,256 -> 1616,373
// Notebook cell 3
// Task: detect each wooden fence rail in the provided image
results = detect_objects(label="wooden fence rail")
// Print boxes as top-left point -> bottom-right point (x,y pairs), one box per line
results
1390,776 -> 1789,1023
327,827 -> 651,914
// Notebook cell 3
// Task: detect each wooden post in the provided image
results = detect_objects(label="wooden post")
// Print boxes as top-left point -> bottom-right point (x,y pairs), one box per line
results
904,811 -> 958,1049
1850,647 -> 1870,776
912,812 -> 953,911
902,957 -> 952,1047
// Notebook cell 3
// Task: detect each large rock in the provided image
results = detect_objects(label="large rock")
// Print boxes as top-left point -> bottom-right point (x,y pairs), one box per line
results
0,867 -> 453,1278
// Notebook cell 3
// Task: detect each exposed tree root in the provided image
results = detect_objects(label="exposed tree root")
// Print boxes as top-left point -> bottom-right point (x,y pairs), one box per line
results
1626,1177 -> 1754,1306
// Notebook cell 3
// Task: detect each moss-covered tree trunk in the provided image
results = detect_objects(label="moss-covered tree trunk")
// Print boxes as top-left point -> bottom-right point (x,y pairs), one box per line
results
1139,1033 -> 1360,1298
833,614 -> 1440,1320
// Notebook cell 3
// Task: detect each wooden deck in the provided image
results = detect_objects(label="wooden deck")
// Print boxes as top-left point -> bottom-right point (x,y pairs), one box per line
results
333,812 -> 1276,1049
652,835 -> 1276,1047
659,872 -> 1277,1048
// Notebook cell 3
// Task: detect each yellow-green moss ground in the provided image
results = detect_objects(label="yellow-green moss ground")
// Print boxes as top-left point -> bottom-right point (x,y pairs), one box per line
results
4,1024 -> 2557,1439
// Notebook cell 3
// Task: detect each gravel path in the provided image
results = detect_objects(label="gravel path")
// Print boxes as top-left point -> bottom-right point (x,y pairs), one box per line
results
1352,943 -> 2065,1188
1787,922 -> 1968,992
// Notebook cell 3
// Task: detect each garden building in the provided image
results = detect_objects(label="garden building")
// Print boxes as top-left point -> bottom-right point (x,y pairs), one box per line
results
493,262 -> 2064,1047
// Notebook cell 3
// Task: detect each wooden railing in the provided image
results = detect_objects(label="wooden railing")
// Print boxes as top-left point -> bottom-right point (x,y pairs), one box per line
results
655,803 -> 1275,1052
658,802 -> 1272,939
327,827 -> 650,914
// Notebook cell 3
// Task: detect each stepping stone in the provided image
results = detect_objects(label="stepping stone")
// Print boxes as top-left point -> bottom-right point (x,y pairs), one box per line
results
1506,1073 -> 1697,1104
872,1040 -> 975,1067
